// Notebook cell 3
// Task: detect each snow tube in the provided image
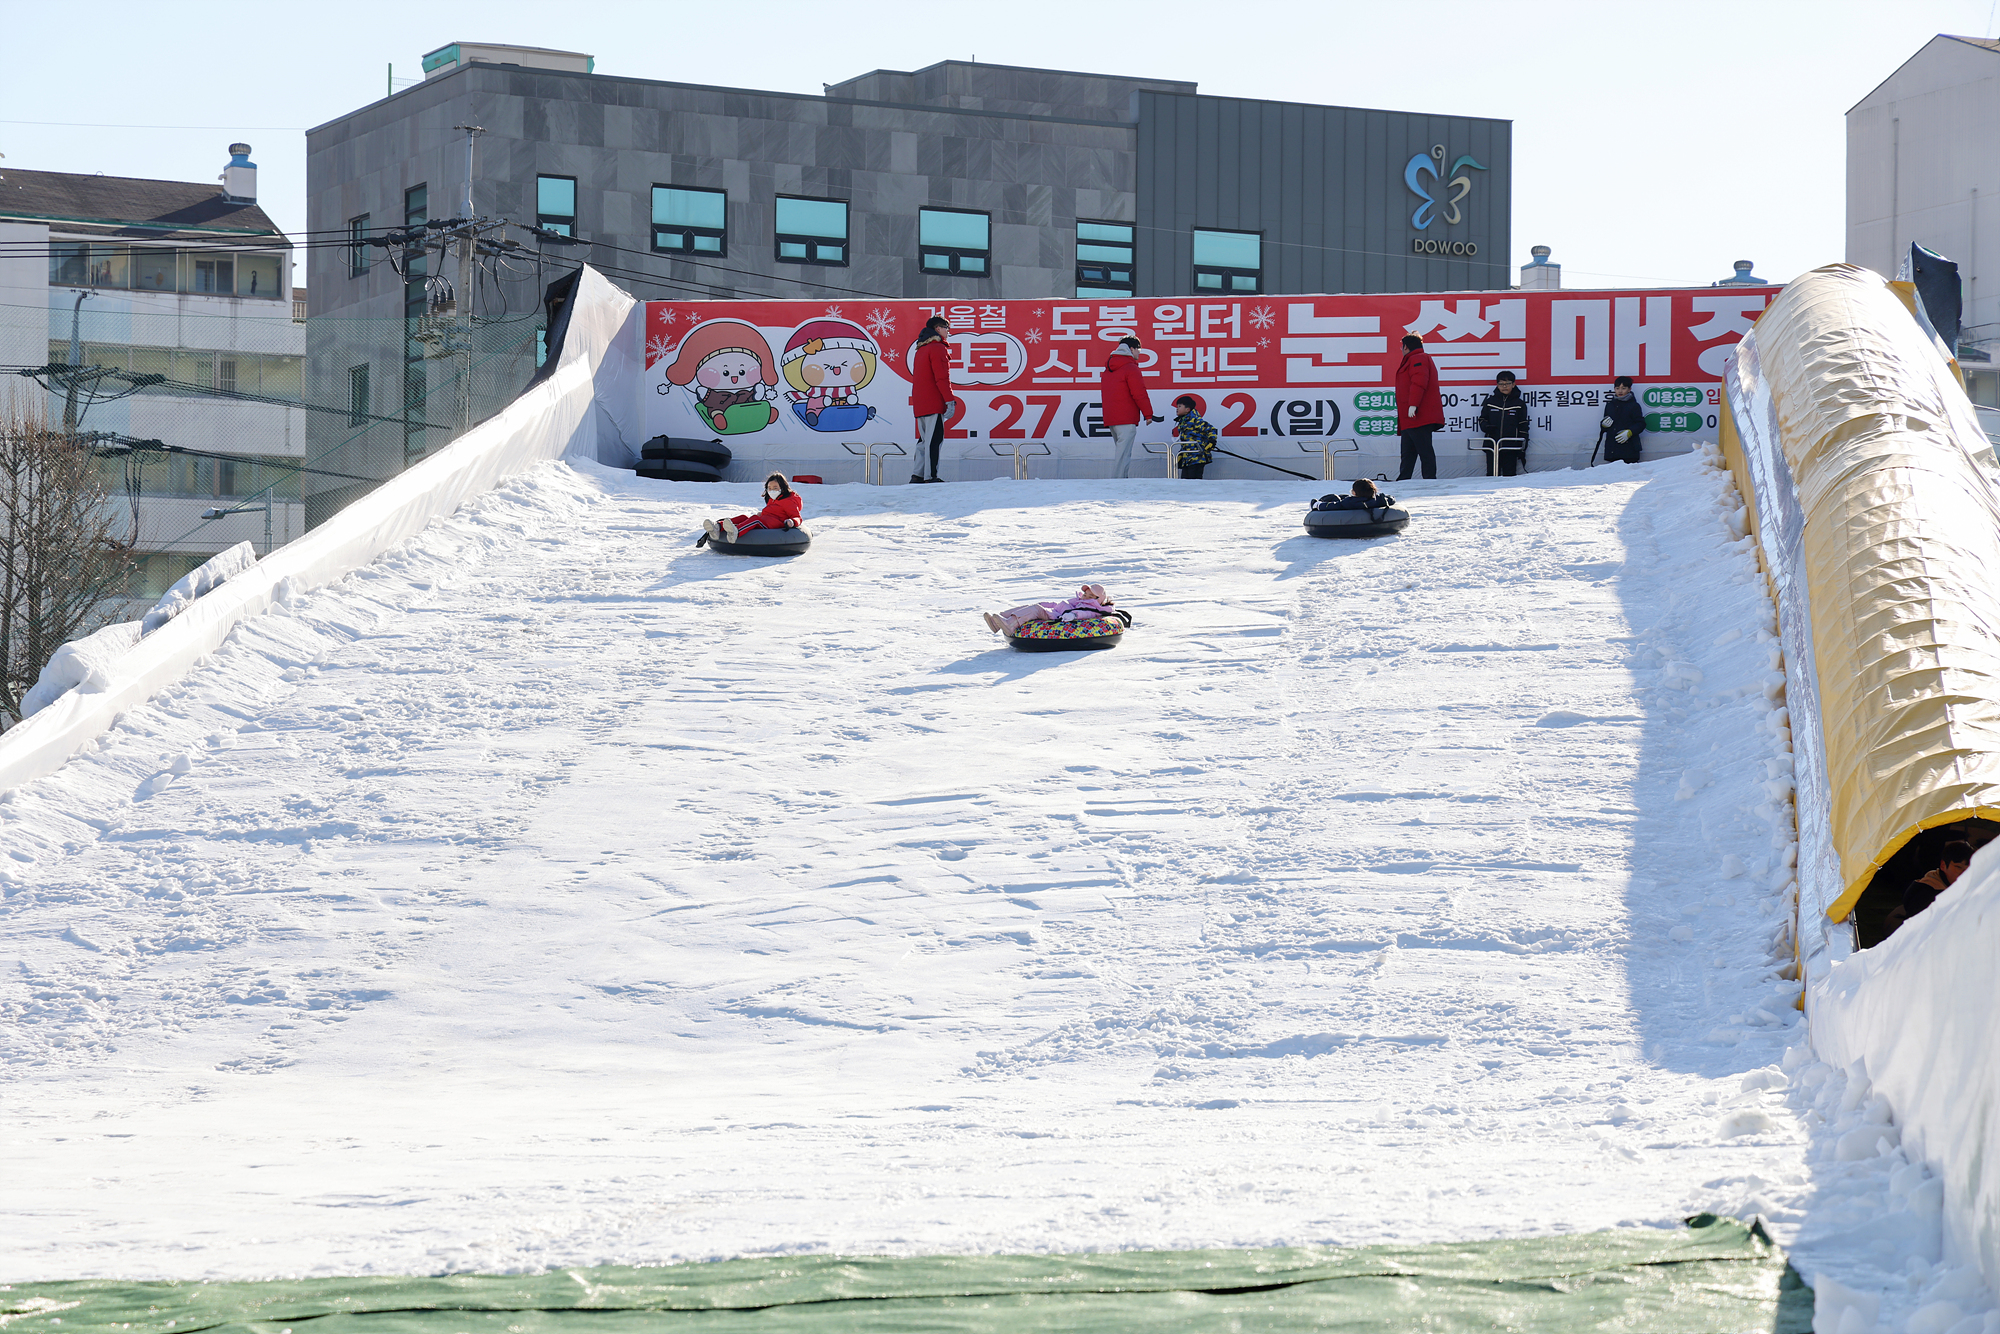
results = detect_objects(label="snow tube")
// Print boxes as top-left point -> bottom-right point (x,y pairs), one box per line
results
706,526 -> 811,558
638,460 -> 723,483
1303,505 -> 1409,538
1005,614 -> 1127,652
640,435 -> 733,468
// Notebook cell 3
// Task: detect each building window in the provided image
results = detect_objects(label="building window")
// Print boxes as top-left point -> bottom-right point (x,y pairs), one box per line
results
192,255 -> 236,295
1076,221 -> 1134,296
132,248 -> 181,293
537,175 -> 577,237
775,195 -> 848,266
652,186 -> 725,255
348,364 -> 370,426
349,215 -> 370,277
918,207 -> 989,276
1193,228 -> 1261,293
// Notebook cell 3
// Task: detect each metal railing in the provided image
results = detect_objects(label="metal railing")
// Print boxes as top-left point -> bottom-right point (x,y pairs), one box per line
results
841,440 -> 907,485
1472,436 -> 1527,477
988,440 -> 1051,480
1300,438 -> 1360,480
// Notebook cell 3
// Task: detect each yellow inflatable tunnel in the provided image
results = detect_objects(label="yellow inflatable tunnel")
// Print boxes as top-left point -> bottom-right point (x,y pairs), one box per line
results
1720,264 -> 2000,965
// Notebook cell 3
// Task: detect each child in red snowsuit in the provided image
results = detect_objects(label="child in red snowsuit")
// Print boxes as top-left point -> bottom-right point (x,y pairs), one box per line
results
705,473 -> 803,543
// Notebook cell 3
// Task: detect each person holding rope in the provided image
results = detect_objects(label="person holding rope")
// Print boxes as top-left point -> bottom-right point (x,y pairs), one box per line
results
1100,337 -> 1160,479
1171,395 -> 1217,479
908,316 -> 955,484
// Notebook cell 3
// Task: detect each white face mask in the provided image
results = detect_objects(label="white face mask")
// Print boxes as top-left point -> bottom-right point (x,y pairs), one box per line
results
767,488 -> 781,499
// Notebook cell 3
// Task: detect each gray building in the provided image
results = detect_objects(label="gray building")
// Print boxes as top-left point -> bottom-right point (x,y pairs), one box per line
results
303,46 -> 1511,514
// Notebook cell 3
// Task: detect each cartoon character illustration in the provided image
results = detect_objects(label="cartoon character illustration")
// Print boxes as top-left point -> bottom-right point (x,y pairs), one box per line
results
780,319 -> 880,432
664,319 -> 780,436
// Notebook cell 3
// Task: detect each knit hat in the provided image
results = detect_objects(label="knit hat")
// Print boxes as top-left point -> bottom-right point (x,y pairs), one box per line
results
663,319 -> 777,386
781,318 -> 876,367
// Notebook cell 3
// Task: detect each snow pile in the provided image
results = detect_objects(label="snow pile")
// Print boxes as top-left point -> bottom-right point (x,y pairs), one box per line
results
0,452 -> 1888,1281
1806,846 -> 2000,1331
139,541 -> 259,635
15,620 -> 142,719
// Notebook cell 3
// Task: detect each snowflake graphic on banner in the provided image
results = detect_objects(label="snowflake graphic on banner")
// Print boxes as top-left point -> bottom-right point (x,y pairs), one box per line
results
1032,308 -> 1046,320
824,305 -> 844,319
646,332 -> 676,364
657,308 -> 678,324
864,308 -> 898,339
1023,328 -> 1044,344
1249,306 -> 1276,330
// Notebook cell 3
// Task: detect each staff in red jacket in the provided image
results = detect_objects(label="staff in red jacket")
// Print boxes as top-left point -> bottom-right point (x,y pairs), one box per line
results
1395,333 -> 1445,480
1099,337 -> 1160,478
908,316 -> 955,484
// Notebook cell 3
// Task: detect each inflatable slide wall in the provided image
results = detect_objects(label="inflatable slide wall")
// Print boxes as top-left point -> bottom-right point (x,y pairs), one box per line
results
1720,263 -> 2000,1287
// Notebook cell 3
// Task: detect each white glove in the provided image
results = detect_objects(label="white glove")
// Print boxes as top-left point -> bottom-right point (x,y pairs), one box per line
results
1600,417 -> 1612,429
1408,406 -> 1418,418
1615,430 -> 1632,444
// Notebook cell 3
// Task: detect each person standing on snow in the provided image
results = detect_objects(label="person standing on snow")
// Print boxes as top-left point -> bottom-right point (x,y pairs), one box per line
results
1600,376 -> 1645,465
1476,371 -> 1532,476
1395,333 -> 1444,480
1099,337 -> 1160,479
908,316 -> 955,484
1170,395 -> 1217,479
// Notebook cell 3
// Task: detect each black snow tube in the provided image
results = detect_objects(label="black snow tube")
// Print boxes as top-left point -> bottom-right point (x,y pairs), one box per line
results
638,459 -> 724,483
1303,506 -> 1410,538
640,435 -> 734,469
707,526 -> 811,558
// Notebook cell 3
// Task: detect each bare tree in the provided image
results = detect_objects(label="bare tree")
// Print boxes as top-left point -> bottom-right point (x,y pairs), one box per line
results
0,394 -> 136,728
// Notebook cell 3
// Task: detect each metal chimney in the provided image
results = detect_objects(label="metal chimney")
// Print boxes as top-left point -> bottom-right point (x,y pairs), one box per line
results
1519,245 -> 1561,291
220,143 -> 257,204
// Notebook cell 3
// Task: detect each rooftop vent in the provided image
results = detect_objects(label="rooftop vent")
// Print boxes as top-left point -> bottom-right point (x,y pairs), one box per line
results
220,143 -> 256,204
1715,260 -> 1767,287
1519,245 -> 1560,291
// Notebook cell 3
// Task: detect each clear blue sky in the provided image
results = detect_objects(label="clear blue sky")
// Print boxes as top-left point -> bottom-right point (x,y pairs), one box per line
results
2,0 -> 1993,291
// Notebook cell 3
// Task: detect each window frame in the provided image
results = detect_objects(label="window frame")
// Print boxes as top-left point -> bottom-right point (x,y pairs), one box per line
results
1075,219 -> 1135,297
348,364 -> 371,427
651,185 -> 727,257
917,206 -> 991,277
349,214 -> 371,277
1192,227 -> 1263,295
536,174 -> 578,237
774,194 -> 849,267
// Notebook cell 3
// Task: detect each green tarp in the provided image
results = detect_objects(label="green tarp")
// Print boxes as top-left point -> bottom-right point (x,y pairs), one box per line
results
0,1215 -> 1811,1333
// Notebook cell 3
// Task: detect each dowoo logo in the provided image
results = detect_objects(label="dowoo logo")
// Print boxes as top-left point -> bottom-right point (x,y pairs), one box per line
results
1404,145 -> 1486,230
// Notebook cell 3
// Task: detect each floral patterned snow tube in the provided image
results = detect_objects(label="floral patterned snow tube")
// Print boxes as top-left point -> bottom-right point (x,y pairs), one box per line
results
1006,615 -> 1127,651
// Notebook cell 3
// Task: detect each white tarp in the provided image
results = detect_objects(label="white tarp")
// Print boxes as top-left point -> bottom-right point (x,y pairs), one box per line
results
0,265 -> 638,792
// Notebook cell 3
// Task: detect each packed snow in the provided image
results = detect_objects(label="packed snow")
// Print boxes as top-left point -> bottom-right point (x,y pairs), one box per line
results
0,452 -> 1986,1328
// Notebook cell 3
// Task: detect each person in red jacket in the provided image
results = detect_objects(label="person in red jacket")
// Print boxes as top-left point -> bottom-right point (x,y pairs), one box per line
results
705,473 -> 804,542
1099,337 -> 1160,478
1394,333 -> 1445,480
908,316 -> 955,483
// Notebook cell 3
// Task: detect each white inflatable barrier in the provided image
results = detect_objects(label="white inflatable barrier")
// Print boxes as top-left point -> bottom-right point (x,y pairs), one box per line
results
0,266 -> 640,794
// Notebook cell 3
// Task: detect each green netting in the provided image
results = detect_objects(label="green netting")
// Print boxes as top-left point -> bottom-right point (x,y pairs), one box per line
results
0,1216 -> 1811,1333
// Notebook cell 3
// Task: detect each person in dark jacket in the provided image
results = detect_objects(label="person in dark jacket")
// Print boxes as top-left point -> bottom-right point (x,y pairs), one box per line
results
1170,395 -> 1216,478
1476,371 -> 1531,477
1394,334 -> 1444,480
1313,478 -> 1396,511
1600,377 -> 1645,464
1902,840 -> 1973,924
908,316 -> 955,484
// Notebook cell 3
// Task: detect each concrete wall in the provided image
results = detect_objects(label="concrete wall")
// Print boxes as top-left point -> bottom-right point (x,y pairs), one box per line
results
1847,34 -> 2000,404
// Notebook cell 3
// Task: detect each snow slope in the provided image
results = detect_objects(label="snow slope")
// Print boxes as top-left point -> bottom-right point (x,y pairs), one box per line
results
0,457 -> 1939,1314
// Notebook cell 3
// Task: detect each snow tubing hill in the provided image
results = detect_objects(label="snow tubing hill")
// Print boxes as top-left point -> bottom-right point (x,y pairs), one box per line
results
1304,506 -> 1410,538
641,435 -> 734,469
0,1216 -> 1808,1332
708,527 -> 811,557
1006,614 -> 1126,652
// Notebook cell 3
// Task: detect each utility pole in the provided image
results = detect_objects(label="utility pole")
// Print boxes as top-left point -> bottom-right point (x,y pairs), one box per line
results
454,125 -> 484,435
62,288 -> 93,434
